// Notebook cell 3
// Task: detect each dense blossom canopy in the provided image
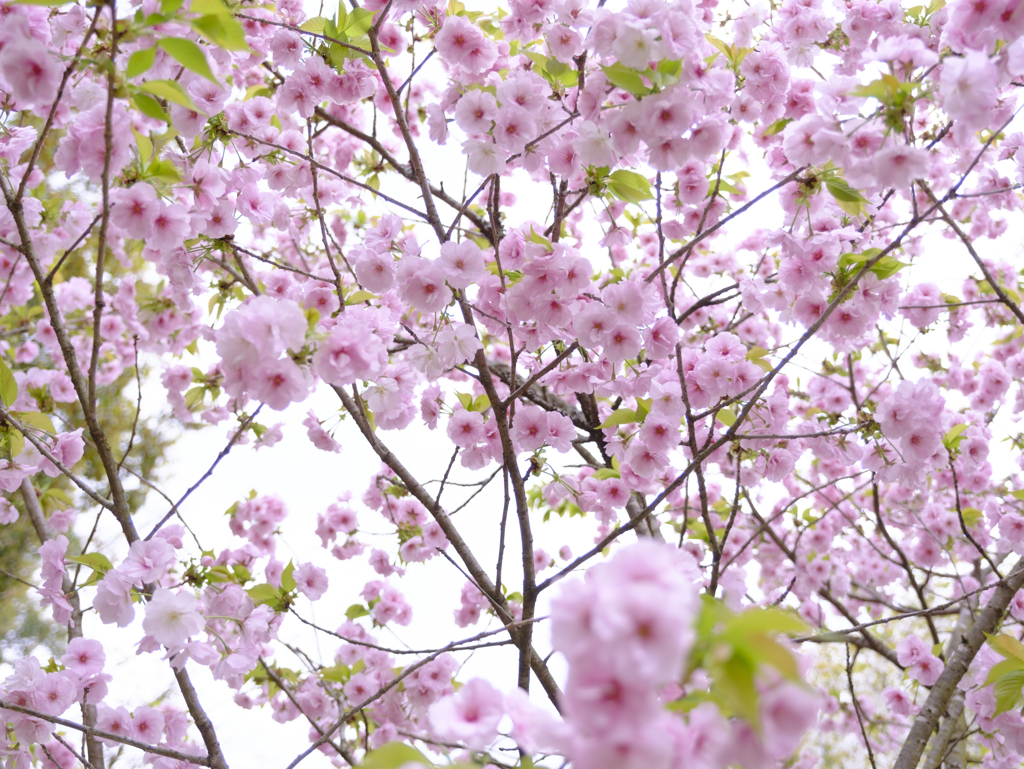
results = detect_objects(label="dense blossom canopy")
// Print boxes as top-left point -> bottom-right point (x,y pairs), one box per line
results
3,0 -> 1024,768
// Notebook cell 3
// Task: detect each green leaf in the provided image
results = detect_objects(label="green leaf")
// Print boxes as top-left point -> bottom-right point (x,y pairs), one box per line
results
654,58 -> 683,84
743,634 -> 801,680
138,79 -> 197,110
16,411 -> 56,435
943,423 -> 968,451
341,6 -> 375,36
592,467 -> 620,480
984,658 -> 1024,686
990,634 -> 1024,663
67,553 -> 115,575
762,117 -> 793,136
715,654 -> 760,726
455,392 -> 473,410
709,178 -> 740,196
838,248 -> 882,268
192,13 -> 249,52
207,565 -> 235,583
246,583 -> 281,607
158,37 -> 219,83
716,408 -> 736,427
598,409 -> 638,429
0,359 -> 17,408
606,169 -> 653,203
993,669 -> 1024,715
634,397 -> 651,423
528,227 -> 552,250
600,63 -> 648,97
184,388 -> 206,411
665,691 -> 715,713
280,561 -> 297,592
838,249 -> 907,281
726,607 -> 809,636
188,0 -> 229,14
133,93 -> 171,123
300,16 -> 329,33
132,128 -> 154,166
472,394 -> 490,412
8,431 -> 24,458
346,290 -> 377,305
147,158 -> 182,183
244,84 -> 272,100
345,603 -> 370,619
361,743 -> 432,769
704,34 -> 732,60
522,50 -> 550,76
825,178 -> 870,218
961,506 -> 983,528
127,47 -> 158,79
321,664 -> 351,683
870,256 -> 908,280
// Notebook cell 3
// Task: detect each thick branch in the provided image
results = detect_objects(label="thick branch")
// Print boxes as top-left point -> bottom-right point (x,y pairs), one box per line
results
893,561 -> 1024,769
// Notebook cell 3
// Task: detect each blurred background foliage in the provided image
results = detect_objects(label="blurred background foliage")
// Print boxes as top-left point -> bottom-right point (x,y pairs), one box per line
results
0,126 -> 174,662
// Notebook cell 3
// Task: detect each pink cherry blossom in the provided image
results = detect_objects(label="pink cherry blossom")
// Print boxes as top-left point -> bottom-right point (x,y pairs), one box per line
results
0,40 -> 60,106
294,563 -> 329,600
428,678 -> 504,750
143,589 -> 205,647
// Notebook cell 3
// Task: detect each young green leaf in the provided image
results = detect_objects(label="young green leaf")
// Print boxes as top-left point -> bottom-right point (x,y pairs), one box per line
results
984,658 -> 1024,686
138,79 -> 197,110
300,16 -> 329,33
761,117 -> 793,136
127,47 -> 158,79
341,7 -> 375,36
132,128 -> 154,166
320,664 -> 352,683
992,669 -> 1024,715
990,634 -> 1024,663
716,408 -> 737,427
943,423 -> 968,451
280,561 -> 297,592
600,63 -> 648,97
345,290 -> 377,305
246,583 -> 282,607
345,603 -> 370,619
361,743 -> 433,769
67,553 -> 115,575
606,169 -> 653,203
147,159 -> 182,183
0,359 -> 17,408
133,93 -> 171,123
598,408 -> 639,429
16,411 -> 56,435
158,37 -> 219,83
825,178 -> 870,218
191,13 -> 249,52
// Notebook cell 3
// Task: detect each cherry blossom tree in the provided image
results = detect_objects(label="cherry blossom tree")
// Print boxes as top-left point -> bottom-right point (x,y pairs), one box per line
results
3,0 -> 1024,768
